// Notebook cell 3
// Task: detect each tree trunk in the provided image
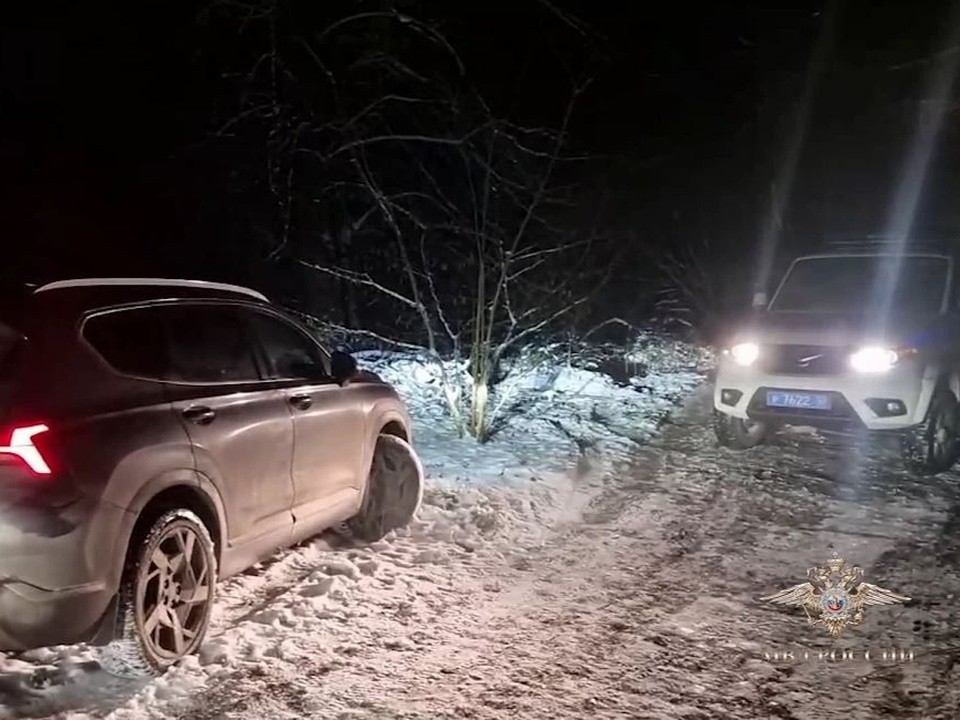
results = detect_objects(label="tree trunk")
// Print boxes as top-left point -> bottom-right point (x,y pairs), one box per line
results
469,371 -> 490,441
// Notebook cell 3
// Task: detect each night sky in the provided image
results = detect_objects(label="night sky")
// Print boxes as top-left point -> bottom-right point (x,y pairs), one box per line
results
2,1 -> 958,294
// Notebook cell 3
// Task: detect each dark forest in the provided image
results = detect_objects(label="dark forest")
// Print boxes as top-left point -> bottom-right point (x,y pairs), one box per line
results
4,1 -> 960,341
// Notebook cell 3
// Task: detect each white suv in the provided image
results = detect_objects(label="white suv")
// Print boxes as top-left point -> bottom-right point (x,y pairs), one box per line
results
714,239 -> 960,474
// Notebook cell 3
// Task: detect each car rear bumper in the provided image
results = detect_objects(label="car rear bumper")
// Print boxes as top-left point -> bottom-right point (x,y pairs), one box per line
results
0,492 -> 126,650
0,578 -> 113,651
713,359 -> 935,431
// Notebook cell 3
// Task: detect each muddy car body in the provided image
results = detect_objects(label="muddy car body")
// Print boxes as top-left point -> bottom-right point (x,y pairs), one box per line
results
0,279 -> 423,673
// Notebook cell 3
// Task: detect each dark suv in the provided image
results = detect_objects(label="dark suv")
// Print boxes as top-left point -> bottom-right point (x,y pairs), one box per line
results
0,279 -> 423,675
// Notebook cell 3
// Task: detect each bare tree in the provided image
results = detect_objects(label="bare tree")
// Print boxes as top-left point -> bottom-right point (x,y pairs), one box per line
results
305,88 -> 597,438
203,1 -> 607,439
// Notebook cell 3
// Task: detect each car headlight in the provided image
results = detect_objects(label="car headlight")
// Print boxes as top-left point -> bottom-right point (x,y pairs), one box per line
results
728,342 -> 760,367
849,346 -> 912,373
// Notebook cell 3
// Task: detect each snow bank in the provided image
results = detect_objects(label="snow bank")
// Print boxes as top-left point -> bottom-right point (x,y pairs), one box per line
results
358,331 -> 708,484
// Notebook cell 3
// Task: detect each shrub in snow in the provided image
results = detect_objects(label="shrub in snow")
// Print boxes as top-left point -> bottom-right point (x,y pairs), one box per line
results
354,333 -> 707,484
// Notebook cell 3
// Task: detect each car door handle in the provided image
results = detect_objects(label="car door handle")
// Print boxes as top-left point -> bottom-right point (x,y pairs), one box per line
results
289,394 -> 313,411
182,406 -> 216,426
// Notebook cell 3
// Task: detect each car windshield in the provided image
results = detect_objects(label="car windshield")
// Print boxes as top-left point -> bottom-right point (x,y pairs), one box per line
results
770,255 -> 950,315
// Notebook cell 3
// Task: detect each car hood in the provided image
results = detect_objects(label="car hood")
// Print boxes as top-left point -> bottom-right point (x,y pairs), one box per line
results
734,311 -> 946,348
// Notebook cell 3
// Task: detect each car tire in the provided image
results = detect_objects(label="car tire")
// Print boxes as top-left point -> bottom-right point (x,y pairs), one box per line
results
902,385 -> 960,476
714,409 -> 769,450
348,434 -> 424,543
100,509 -> 217,678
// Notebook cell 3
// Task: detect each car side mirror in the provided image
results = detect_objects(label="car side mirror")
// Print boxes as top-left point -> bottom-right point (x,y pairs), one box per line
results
330,350 -> 358,385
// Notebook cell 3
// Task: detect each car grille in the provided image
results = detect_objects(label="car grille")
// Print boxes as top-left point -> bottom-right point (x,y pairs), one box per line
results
759,345 -> 850,376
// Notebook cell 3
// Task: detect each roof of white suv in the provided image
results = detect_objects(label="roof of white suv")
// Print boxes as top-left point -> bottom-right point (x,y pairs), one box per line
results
818,234 -> 960,257
33,278 -> 268,302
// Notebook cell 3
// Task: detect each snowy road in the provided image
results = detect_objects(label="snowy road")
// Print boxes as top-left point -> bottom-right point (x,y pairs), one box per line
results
4,384 -> 960,719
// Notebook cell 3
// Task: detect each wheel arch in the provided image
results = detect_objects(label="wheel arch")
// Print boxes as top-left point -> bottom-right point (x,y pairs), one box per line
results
116,475 -> 226,581
379,419 -> 409,441
948,369 -> 960,402
366,407 -> 410,457
910,360 -> 947,423
357,404 -> 414,497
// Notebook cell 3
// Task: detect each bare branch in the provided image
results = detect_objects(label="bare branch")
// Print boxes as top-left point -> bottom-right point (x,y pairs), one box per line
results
317,11 -> 465,76
493,296 -> 589,365
506,257 -> 547,282
296,260 -> 419,309
297,36 -> 337,88
345,94 -> 438,128
320,324 -> 427,353
581,317 -> 640,341
297,124 -> 492,163
352,145 -> 439,356
214,102 -> 276,137
483,80 -> 590,351
419,232 -> 459,345
265,164 -> 295,260
497,128 -> 591,162
350,52 -> 431,84
534,0 -> 598,39
510,237 -> 592,262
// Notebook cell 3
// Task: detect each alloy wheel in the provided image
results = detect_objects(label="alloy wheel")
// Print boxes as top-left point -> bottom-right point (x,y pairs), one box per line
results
135,524 -> 213,660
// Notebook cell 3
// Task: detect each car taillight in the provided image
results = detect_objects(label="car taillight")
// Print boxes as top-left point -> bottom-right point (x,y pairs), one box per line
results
0,424 -> 53,475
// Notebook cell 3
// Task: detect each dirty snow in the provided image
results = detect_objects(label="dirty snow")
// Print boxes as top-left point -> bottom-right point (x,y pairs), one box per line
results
3,335 -> 960,719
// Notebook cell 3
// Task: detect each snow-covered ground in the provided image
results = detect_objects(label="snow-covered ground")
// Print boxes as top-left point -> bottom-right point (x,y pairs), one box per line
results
9,333 -> 957,719
358,334 -> 709,482
0,334 -> 709,719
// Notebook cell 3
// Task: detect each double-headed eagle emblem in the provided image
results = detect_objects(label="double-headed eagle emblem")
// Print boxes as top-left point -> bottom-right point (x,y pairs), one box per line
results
761,553 -> 910,637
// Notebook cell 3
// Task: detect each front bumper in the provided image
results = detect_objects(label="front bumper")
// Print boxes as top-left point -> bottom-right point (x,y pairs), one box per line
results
713,357 -> 935,431
0,489 -> 126,650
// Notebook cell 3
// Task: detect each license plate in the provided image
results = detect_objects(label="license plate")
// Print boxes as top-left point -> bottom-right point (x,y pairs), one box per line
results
766,390 -> 832,411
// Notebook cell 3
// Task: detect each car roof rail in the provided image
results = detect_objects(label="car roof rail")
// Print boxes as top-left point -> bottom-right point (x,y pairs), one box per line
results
817,233 -> 960,255
33,278 -> 269,302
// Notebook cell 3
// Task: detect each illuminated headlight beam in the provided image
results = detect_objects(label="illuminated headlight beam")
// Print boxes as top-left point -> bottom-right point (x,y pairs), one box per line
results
848,346 -> 915,373
728,342 -> 760,367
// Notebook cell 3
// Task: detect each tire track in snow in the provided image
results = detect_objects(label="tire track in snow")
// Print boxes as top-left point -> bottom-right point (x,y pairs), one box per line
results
109,387 -> 960,718
7,384 -> 960,719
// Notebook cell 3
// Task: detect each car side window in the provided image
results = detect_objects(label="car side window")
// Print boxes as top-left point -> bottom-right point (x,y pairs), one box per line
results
83,306 -> 171,379
246,311 -> 329,381
164,304 -> 260,383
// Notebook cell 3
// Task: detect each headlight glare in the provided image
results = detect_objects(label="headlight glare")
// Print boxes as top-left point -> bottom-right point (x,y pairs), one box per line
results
849,346 -> 900,373
729,342 -> 760,367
